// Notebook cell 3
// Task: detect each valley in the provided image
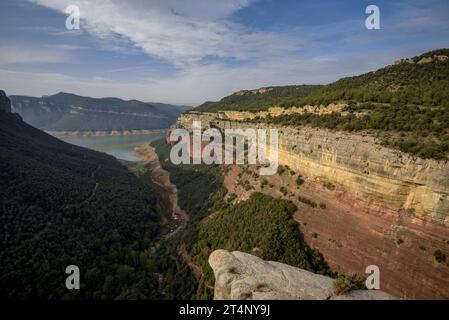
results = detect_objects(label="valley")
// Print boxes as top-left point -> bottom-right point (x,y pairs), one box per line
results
133,144 -> 188,239
59,133 -> 164,161
156,49 -> 449,299
2,48 -> 449,300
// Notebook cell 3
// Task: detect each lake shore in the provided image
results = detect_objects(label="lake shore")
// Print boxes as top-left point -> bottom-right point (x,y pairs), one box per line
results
47,129 -> 167,137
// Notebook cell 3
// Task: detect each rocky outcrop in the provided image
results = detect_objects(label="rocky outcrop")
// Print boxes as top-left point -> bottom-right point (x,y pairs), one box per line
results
394,54 -> 448,65
209,250 -> 396,300
0,90 -> 11,113
177,111 -> 449,226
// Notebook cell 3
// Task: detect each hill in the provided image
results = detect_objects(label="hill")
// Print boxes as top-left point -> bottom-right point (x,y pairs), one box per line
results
192,49 -> 449,160
195,85 -> 320,112
0,91 -> 161,299
194,49 -> 449,112
9,92 -> 190,132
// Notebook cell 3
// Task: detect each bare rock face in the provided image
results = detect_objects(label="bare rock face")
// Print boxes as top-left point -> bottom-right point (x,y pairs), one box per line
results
0,90 -> 11,113
178,112 -> 449,225
209,250 -> 396,300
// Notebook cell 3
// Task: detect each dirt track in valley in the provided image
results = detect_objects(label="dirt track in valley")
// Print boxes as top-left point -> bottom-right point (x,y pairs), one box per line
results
135,144 -> 188,239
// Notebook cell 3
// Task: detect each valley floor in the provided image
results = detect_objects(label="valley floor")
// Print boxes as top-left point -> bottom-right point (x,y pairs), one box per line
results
127,140 -> 449,300
134,144 -> 188,239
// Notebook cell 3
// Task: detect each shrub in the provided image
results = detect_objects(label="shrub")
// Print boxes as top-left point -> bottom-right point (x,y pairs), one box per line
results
296,177 -> 305,186
298,196 -> 317,208
324,182 -> 335,191
280,186 -> 288,196
277,166 -> 286,175
434,250 -> 447,263
227,193 -> 237,203
333,274 -> 365,295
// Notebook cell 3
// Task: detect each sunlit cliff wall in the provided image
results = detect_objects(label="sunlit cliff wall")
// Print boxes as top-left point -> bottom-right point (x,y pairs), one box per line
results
177,111 -> 449,226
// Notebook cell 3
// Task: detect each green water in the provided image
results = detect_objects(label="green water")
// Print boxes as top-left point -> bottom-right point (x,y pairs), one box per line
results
60,133 -> 164,161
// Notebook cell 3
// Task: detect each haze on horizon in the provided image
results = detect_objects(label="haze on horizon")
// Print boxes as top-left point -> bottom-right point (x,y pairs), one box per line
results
0,0 -> 448,105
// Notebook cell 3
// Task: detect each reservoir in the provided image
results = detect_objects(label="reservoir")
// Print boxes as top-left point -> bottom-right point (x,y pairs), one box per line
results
59,133 -> 164,161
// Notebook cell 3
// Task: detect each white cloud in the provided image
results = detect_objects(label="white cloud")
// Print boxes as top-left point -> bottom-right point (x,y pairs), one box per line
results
28,0 -> 293,66
0,45 -> 75,65
0,50 -> 388,105
10,0 -> 447,105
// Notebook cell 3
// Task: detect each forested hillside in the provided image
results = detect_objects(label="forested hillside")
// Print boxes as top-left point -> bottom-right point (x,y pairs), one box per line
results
195,49 -> 449,112
194,49 -> 449,160
10,92 -> 190,132
150,139 -> 331,300
195,85 -> 319,112
0,94 -> 161,299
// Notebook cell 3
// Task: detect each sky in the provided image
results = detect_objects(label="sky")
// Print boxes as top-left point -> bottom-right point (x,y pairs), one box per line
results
0,0 -> 448,105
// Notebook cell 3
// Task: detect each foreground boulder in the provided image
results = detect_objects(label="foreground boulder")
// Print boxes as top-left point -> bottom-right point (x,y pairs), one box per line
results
209,250 -> 396,300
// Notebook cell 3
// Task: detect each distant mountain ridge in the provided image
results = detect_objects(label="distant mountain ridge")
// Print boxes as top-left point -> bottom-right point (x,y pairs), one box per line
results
10,92 -> 190,132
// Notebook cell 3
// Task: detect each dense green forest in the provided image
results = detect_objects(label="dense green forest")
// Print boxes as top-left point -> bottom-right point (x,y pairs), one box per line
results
277,49 -> 449,109
195,85 -> 319,112
150,139 -> 330,299
0,108 -> 161,299
192,192 -> 331,299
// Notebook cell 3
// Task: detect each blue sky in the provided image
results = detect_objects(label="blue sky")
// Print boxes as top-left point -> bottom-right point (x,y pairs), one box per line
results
0,0 -> 448,105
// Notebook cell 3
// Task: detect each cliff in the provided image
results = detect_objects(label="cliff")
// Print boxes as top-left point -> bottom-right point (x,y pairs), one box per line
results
0,90 -> 11,113
177,111 -> 449,226
209,250 -> 395,300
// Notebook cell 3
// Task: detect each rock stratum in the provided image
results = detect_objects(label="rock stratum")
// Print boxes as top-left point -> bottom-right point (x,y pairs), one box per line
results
175,111 -> 449,299
178,111 -> 449,225
209,250 -> 395,300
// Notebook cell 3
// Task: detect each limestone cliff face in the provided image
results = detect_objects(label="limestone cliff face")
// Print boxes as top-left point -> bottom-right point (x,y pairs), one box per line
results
0,90 -> 11,113
209,250 -> 395,300
177,111 -> 449,226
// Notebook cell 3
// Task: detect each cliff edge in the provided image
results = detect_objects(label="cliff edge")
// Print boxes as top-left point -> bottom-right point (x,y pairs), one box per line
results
0,90 -> 11,113
209,250 -> 396,300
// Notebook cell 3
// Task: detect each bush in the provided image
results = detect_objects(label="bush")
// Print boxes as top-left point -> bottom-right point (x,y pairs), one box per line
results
333,274 -> 365,295
434,250 -> 447,263
227,193 -> 237,203
280,186 -> 288,196
296,177 -> 305,186
277,166 -> 286,175
298,196 -> 317,208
